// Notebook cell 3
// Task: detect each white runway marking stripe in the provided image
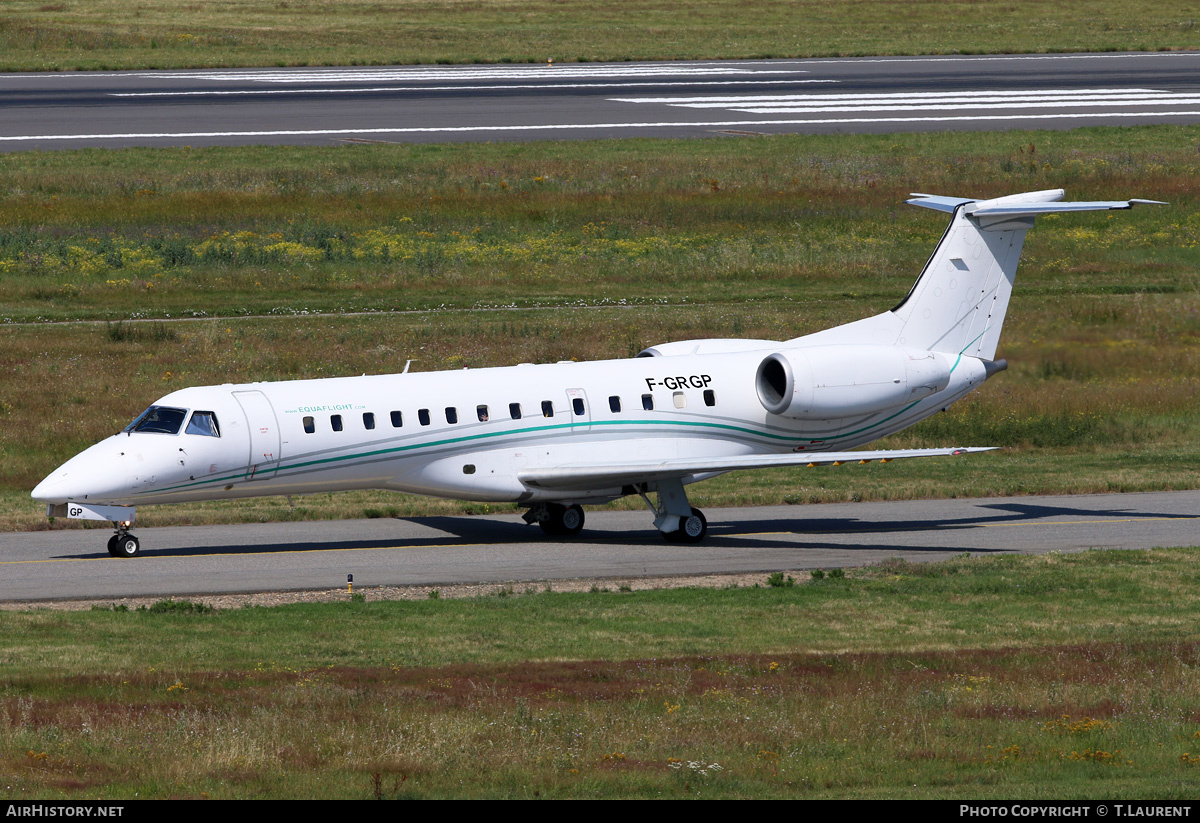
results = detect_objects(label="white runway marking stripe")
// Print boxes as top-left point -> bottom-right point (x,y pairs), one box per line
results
728,98 -> 1200,114
798,52 -> 1200,65
6,110 -> 1200,143
110,80 -> 837,98
611,88 -> 1200,115
614,88 -> 1164,104
137,65 -> 806,83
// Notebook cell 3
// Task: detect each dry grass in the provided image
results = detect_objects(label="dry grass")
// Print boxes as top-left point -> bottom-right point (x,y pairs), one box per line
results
3,549 -> 1200,797
10,645 -> 1199,798
0,0 -> 1196,71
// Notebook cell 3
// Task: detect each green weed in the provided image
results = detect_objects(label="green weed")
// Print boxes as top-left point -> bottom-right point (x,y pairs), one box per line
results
138,599 -> 214,614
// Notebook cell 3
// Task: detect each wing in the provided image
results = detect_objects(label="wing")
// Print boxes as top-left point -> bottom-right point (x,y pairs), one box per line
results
518,446 -> 996,491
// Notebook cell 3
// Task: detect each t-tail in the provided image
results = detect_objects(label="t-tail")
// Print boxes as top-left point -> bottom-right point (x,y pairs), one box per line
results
850,189 -> 1163,361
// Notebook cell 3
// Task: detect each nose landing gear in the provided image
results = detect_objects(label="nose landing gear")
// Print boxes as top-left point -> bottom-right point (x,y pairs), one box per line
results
107,524 -> 141,558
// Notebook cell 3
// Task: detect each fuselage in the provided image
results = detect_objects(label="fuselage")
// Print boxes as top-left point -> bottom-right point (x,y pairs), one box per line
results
31,336 -> 989,509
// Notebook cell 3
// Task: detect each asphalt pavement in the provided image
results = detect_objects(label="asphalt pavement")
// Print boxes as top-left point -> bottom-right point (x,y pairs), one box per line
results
2,491 -> 1197,603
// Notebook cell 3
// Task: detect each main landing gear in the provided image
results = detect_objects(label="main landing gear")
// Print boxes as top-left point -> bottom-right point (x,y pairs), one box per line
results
635,476 -> 708,543
523,477 -> 709,544
524,502 -> 585,536
664,507 -> 708,543
107,523 -> 140,558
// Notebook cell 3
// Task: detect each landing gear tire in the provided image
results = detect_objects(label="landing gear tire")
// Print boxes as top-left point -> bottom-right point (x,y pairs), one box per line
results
540,503 -> 585,537
111,534 -> 140,558
664,508 -> 707,543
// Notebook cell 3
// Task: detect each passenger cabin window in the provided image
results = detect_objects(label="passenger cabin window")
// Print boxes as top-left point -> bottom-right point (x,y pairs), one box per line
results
186,411 -> 220,437
673,391 -> 686,409
609,396 -> 621,413
704,389 -> 716,407
418,409 -> 431,426
541,400 -> 554,418
477,405 -> 489,422
125,406 -> 188,435
390,411 -> 403,428
509,402 -> 522,420
331,414 -> 343,432
642,394 -> 654,411
572,397 -> 586,416
303,416 -> 315,434
445,407 -> 458,424
363,412 -> 376,430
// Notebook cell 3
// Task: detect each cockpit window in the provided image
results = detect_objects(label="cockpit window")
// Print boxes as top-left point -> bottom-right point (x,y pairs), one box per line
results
124,405 -> 188,435
186,411 -> 220,437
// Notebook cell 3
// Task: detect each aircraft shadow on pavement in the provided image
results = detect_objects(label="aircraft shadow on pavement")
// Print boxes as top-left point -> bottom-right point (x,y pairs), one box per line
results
723,499 -> 1198,537
976,500 -> 1198,522
61,530 -> 989,560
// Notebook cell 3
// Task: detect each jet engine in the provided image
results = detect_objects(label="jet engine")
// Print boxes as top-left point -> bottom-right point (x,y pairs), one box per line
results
755,345 -> 952,420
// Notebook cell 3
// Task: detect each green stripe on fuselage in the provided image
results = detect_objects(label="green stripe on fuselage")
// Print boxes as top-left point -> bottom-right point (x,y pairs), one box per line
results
150,415 -> 809,496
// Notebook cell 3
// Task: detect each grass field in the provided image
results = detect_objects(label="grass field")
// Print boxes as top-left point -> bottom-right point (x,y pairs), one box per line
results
4,10 -> 1200,801
2,126 -> 1198,529
1,0 -> 1197,71
2,549 -> 1199,798
5,0 -> 1199,802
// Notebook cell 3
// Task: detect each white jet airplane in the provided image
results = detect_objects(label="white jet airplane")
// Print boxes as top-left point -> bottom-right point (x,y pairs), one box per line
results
32,189 -> 1161,557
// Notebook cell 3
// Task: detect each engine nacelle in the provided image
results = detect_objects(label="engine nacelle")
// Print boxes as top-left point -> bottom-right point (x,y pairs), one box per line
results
756,345 -> 952,419
637,338 -> 782,358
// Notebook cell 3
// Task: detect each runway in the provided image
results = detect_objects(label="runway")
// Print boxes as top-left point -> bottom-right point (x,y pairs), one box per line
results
1,491 -> 1197,603
3,52 -> 1200,150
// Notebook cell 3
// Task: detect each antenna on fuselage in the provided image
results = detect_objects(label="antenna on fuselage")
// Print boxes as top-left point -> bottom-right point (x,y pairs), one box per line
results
403,360 -> 413,374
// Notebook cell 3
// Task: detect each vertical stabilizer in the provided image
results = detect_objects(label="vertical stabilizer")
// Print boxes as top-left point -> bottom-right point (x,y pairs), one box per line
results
890,190 -> 1162,360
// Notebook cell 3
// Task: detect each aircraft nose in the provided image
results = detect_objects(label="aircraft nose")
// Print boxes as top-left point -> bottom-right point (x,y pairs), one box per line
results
30,438 -> 134,504
30,471 -> 67,503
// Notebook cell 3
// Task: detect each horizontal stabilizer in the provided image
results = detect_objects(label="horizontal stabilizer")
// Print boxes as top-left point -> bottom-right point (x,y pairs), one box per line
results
969,199 -> 1167,217
908,188 -> 1166,218
519,447 -> 996,491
